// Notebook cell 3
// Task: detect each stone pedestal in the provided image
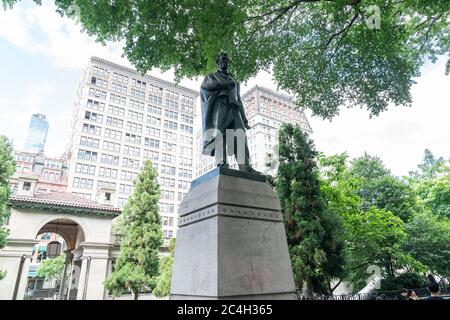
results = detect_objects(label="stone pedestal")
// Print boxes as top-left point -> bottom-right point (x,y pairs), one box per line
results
170,167 -> 297,300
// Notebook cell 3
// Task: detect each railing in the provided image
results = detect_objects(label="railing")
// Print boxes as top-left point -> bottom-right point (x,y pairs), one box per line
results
297,285 -> 449,300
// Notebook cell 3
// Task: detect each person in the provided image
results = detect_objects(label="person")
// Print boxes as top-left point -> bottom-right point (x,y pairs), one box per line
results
399,288 -> 409,300
376,293 -> 388,300
408,290 -> 419,300
200,52 -> 258,173
422,274 -> 445,300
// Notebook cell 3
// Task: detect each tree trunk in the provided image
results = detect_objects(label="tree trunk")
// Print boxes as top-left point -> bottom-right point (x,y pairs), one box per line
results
306,282 -> 314,300
134,292 -> 139,300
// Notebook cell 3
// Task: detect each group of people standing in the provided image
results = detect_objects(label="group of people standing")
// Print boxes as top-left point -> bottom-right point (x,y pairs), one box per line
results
377,274 -> 446,301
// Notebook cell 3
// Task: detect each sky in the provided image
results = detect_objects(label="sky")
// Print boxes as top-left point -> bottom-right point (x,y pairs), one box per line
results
0,0 -> 449,177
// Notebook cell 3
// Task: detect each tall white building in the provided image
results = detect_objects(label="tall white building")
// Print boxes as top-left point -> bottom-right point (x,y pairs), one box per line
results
66,57 -> 198,241
196,85 -> 312,176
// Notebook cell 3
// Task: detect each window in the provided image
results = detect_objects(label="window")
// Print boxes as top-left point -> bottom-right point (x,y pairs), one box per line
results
112,82 -> 128,94
147,115 -> 161,126
162,131 -> 177,140
178,180 -> 190,189
119,184 -> 132,195
144,138 -> 160,148
147,105 -> 162,115
131,88 -> 146,100
123,145 -> 140,157
107,105 -> 125,117
23,182 -> 31,191
82,123 -> 102,136
106,116 -> 124,128
164,110 -> 178,120
179,168 -> 192,179
161,153 -> 176,163
181,114 -> 194,124
101,153 -> 119,166
126,122 -> 143,133
98,180 -> 116,189
145,126 -> 160,137
72,177 -> 94,189
80,136 -> 100,148
84,111 -> 103,123
163,120 -> 178,130
124,133 -> 141,144
91,76 -> 108,88
127,110 -> 144,122
130,99 -> 145,111
75,163 -> 96,175
110,93 -> 126,105
88,88 -> 107,100
122,157 -> 140,170
180,124 -> 193,134
102,141 -> 121,153
143,149 -> 159,160
99,167 -> 118,178
163,216 -> 174,227
160,165 -> 176,176
104,128 -> 122,140
112,72 -> 129,84
149,94 -> 163,105
132,78 -> 146,90
120,170 -> 137,182
162,141 -> 176,152
92,65 -> 110,78
86,99 -> 105,111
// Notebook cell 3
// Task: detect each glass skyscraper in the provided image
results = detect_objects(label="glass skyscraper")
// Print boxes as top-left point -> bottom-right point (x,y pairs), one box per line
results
24,114 -> 49,154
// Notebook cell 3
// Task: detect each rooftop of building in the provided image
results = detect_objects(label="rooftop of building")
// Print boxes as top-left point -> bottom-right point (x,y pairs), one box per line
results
90,56 -> 199,96
242,85 -> 293,103
9,192 -> 122,215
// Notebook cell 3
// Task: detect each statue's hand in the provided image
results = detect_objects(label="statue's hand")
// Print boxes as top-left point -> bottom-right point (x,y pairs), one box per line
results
244,122 -> 251,130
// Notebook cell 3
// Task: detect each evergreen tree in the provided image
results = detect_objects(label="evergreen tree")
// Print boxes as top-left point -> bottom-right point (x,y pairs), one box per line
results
276,124 -> 345,298
153,238 -> 175,298
0,135 -> 15,280
104,160 -> 163,300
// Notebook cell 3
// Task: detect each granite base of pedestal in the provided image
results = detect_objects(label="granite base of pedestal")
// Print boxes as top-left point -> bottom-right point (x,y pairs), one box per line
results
170,167 -> 297,300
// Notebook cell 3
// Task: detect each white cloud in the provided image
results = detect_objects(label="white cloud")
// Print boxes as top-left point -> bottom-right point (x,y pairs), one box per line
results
0,0 -> 128,69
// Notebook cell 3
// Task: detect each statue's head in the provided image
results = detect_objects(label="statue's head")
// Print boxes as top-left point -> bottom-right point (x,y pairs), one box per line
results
216,52 -> 229,72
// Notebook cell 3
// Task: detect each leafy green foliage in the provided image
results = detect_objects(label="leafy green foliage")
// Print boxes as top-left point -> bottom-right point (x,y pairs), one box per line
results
380,272 -> 426,291
0,136 -> 15,280
2,0 -> 449,118
350,153 -> 417,222
36,254 -> 65,281
104,160 -> 163,300
276,124 -> 345,297
403,211 -> 450,276
153,238 -> 175,298
408,150 -> 450,219
318,153 -> 422,291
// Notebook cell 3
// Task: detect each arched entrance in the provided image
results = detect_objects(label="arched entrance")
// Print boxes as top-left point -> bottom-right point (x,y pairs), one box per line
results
25,218 -> 86,300
0,192 -> 121,300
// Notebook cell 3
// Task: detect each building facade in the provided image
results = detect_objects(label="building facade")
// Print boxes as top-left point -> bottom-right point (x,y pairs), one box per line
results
0,176 -> 121,300
196,86 -> 313,176
66,57 -> 198,241
9,150 -> 69,196
24,114 -> 49,153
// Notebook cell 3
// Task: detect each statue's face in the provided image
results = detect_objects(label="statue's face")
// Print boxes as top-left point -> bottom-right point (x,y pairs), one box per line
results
217,54 -> 229,71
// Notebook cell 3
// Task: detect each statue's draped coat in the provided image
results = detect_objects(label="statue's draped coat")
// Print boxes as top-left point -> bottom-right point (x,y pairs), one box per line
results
200,71 -> 249,156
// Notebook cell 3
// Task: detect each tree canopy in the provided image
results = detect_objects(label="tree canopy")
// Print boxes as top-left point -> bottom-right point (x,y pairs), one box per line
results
276,124 -> 345,297
104,160 -> 163,300
36,254 -> 65,281
2,0 -> 449,118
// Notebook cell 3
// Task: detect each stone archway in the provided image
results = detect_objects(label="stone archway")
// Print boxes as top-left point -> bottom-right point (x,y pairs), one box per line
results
26,218 -> 86,300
